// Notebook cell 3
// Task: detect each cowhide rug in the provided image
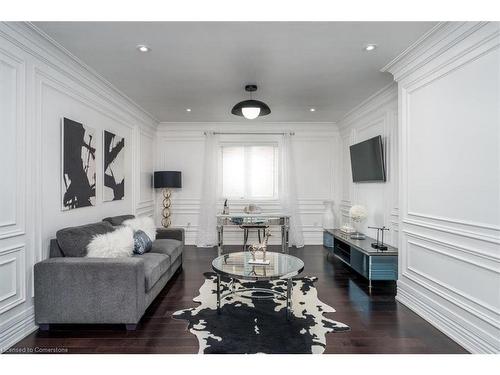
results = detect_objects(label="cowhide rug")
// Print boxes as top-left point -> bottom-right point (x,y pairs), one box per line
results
173,272 -> 350,354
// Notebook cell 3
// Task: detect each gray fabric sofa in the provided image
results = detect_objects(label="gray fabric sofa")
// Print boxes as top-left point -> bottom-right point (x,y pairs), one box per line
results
34,215 -> 184,330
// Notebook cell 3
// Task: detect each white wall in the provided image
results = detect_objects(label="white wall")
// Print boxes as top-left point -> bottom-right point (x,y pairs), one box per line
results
337,83 -> 399,246
382,21 -> 500,353
0,22 -> 157,352
155,123 -> 339,245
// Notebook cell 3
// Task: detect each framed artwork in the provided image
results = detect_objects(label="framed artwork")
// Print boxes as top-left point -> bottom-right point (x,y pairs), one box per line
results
103,130 -> 125,201
61,117 -> 96,210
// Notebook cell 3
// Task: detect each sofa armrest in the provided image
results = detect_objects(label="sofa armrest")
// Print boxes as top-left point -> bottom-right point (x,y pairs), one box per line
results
34,257 -> 145,324
156,227 -> 185,243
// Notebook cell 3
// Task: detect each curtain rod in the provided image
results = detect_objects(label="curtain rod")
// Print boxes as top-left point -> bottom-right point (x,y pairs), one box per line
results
203,131 -> 295,136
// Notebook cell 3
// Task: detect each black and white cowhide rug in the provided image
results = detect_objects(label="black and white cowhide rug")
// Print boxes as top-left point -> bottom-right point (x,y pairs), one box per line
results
173,272 -> 350,354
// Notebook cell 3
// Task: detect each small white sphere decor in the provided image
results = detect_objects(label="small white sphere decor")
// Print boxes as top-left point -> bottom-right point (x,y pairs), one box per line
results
349,205 -> 368,239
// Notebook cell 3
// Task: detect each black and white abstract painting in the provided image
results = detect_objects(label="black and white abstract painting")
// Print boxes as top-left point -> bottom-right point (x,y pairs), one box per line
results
61,117 -> 96,210
103,130 -> 125,201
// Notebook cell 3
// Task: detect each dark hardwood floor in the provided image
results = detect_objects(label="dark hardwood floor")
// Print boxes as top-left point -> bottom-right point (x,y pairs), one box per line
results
7,245 -> 468,354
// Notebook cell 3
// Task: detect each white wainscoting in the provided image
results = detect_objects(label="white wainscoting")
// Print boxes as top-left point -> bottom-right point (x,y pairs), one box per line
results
135,128 -> 155,217
0,22 -> 158,352
0,45 -> 26,242
155,123 -> 339,245
382,21 -> 500,353
337,83 -> 399,246
0,245 -> 25,315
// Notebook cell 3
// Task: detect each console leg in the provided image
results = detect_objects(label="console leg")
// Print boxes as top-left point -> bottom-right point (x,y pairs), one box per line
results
286,278 -> 292,320
217,274 -> 221,314
38,324 -> 50,331
125,324 -> 137,331
217,225 -> 224,256
281,225 -> 285,253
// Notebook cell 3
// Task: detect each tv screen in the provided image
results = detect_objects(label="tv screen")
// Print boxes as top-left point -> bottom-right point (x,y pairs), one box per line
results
349,135 -> 386,182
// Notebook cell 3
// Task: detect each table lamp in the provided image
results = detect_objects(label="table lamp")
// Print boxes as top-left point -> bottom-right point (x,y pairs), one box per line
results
154,171 -> 182,228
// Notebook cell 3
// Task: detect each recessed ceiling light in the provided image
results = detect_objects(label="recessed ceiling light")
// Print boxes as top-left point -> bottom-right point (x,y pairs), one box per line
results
364,44 -> 377,52
309,108 -> 316,112
136,44 -> 151,52
186,108 -> 192,112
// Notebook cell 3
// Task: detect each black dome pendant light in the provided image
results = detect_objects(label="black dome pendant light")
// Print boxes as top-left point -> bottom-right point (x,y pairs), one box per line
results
231,84 -> 271,120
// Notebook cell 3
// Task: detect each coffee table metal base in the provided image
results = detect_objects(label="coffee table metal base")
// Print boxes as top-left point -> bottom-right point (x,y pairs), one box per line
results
216,275 -> 293,320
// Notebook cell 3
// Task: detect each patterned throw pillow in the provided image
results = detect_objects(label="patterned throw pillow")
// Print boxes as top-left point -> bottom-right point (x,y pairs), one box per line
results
133,229 -> 152,255
123,216 -> 157,242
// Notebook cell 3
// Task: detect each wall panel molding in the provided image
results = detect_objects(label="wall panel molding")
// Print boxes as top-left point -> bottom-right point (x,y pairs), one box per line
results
136,128 -> 155,217
404,238 -> 499,313
407,211 -> 500,233
155,123 -> 338,245
0,245 -> 26,315
385,21 -> 500,353
397,280 -> 497,354
0,22 -> 158,352
337,83 -> 399,245
0,46 -> 26,241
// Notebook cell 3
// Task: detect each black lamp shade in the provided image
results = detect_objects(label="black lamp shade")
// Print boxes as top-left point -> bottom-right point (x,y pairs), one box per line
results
154,171 -> 182,188
231,99 -> 271,117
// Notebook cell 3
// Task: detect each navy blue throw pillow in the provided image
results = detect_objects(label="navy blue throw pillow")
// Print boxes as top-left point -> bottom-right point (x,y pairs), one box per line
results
133,230 -> 152,255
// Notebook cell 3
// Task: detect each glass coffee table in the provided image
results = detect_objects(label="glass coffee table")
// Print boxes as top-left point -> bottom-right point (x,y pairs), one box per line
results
211,251 -> 304,319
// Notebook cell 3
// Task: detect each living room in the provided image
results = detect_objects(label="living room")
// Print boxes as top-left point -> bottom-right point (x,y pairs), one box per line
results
0,0 -> 499,372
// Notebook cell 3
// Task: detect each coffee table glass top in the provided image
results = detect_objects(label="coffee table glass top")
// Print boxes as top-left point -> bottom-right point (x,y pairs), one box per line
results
212,251 -> 304,281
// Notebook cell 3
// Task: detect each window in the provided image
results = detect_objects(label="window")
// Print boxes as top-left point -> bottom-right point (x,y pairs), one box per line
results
221,144 -> 278,199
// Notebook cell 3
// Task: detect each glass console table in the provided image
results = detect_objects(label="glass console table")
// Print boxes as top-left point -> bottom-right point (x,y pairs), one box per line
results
216,213 -> 290,256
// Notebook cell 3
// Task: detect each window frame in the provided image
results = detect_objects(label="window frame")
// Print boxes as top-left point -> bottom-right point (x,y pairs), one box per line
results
218,141 -> 280,201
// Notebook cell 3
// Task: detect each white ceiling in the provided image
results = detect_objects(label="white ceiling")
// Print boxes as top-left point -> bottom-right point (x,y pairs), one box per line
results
34,22 -> 436,123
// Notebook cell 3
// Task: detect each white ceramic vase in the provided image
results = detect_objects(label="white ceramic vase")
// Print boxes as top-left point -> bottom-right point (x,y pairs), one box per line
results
322,201 -> 335,229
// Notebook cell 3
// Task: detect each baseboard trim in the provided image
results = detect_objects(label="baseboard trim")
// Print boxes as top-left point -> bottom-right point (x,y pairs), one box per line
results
0,307 -> 37,353
396,280 -> 498,353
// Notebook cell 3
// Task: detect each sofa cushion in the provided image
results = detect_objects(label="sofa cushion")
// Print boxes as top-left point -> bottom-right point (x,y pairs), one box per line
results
56,221 -> 115,257
102,215 -> 135,227
150,239 -> 183,263
139,253 -> 171,291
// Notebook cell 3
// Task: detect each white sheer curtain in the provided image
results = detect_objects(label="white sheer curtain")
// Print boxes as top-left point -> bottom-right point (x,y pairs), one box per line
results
196,132 -> 219,247
280,133 -> 304,248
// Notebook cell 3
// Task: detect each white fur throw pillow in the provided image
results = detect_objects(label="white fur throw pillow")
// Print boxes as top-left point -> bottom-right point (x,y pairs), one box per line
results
122,216 -> 157,241
86,226 -> 134,258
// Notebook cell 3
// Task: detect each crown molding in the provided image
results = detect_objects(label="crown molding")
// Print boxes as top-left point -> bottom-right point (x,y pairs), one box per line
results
381,22 -> 497,82
156,121 -> 339,134
337,82 -> 397,130
380,22 -> 449,75
158,121 -> 338,125
1,22 -> 159,129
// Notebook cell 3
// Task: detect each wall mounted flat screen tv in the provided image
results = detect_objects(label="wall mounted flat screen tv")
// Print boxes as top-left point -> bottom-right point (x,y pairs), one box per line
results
349,135 -> 386,182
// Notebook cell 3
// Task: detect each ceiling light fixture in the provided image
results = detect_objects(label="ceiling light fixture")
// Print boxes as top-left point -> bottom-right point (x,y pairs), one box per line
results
364,44 -> 377,52
310,108 -> 316,112
186,108 -> 192,112
231,85 -> 271,120
136,44 -> 151,52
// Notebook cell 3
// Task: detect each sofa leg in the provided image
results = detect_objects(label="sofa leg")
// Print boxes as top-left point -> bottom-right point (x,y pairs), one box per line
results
39,324 -> 50,331
125,324 -> 137,331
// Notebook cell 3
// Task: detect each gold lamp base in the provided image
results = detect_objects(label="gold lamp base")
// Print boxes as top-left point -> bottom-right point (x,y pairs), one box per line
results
161,188 -> 172,228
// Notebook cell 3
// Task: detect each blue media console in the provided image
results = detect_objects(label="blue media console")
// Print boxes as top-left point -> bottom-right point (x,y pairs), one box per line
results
323,229 -> 398,289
